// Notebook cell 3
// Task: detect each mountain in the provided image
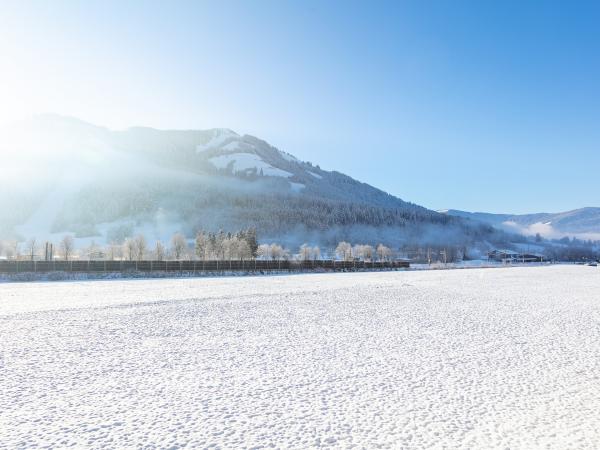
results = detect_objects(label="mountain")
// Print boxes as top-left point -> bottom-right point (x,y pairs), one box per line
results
0,114 -> 506,251
440,208 -> 600,241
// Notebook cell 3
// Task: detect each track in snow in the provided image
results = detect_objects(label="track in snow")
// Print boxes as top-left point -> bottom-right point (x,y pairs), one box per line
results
1,266 -> 599,449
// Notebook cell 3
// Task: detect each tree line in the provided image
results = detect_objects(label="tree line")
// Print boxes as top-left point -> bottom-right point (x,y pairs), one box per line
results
2,229 -> 597,263
0,230 -> 397,263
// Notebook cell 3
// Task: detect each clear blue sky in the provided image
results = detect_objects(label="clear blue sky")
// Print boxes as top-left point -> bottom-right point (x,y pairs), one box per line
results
2,0 -> 599,213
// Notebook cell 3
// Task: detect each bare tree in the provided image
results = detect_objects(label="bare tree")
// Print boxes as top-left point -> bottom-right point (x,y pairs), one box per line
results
26,238 -> 38,261
86,241 -> 101,261
60,235 -> 75,261
107,242 -> 122,261
123,238 -> 136,261
171,233 -> 187,260
134,235 -> 147,261
154,241 -> 165,261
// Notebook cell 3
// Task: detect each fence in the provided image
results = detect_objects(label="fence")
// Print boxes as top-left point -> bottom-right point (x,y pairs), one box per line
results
0,259 -> 409,274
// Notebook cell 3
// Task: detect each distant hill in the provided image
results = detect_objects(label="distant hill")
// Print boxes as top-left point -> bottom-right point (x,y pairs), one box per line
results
440,208 -> 600,241
0,114 -> 507,251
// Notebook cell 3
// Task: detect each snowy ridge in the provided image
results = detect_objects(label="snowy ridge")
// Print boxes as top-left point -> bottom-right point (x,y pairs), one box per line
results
209,153 -> 293,178
195,128 -> 238,153
443,208 -> 600,239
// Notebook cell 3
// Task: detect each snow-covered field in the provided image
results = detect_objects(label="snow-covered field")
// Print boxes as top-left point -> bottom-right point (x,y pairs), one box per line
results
1,266 -> 599,449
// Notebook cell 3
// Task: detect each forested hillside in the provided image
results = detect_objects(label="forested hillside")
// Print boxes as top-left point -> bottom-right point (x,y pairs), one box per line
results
0,115 -> 510,251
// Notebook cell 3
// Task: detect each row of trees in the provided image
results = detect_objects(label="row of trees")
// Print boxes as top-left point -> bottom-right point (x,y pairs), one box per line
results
6,230 -> 595,263
334,242 -> 393,261
104,229 -> 259,262
0,236 -> 76,262
0,231 -> 397,263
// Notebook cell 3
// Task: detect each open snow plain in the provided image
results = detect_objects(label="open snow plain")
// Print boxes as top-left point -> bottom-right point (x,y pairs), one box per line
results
1,265 -> 600,449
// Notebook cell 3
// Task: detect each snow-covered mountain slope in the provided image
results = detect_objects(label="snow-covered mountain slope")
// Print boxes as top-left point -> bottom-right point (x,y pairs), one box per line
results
0,115 -> 503,248
441,208 -> 600,240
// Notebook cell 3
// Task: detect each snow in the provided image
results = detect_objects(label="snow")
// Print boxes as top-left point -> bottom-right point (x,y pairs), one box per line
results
221,141 -> 242,151
195,129 -> 237,153
209,152 -> 293,178
279,151 -> 298,163
308,171 -> 323,179
289,181 -> 305,192
2,265 -> 600,448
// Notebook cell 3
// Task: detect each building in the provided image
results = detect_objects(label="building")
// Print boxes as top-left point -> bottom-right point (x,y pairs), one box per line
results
488,250 -> 544,263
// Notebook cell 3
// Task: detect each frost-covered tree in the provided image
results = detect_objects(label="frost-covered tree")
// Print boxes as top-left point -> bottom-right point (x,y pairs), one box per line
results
312,246 -> 321,261
362,245 -> 374,261
236,239 -> 252,260
270,243 -> 285,260
336,241 -> 352,261
222,236 -> 236,260
123,238 -> 136,261
350,244 -> 374,261
376,244 -> 392,261
154,241 -> 165,261
299,244 -> 311,261
213,230 -> 226,260
60,235 -> 75,261
170,233 -> 187,260
195,231 -> 208,260
257,243 -> 271,260
134,235 -> 147,261
244,228 -> 259,257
